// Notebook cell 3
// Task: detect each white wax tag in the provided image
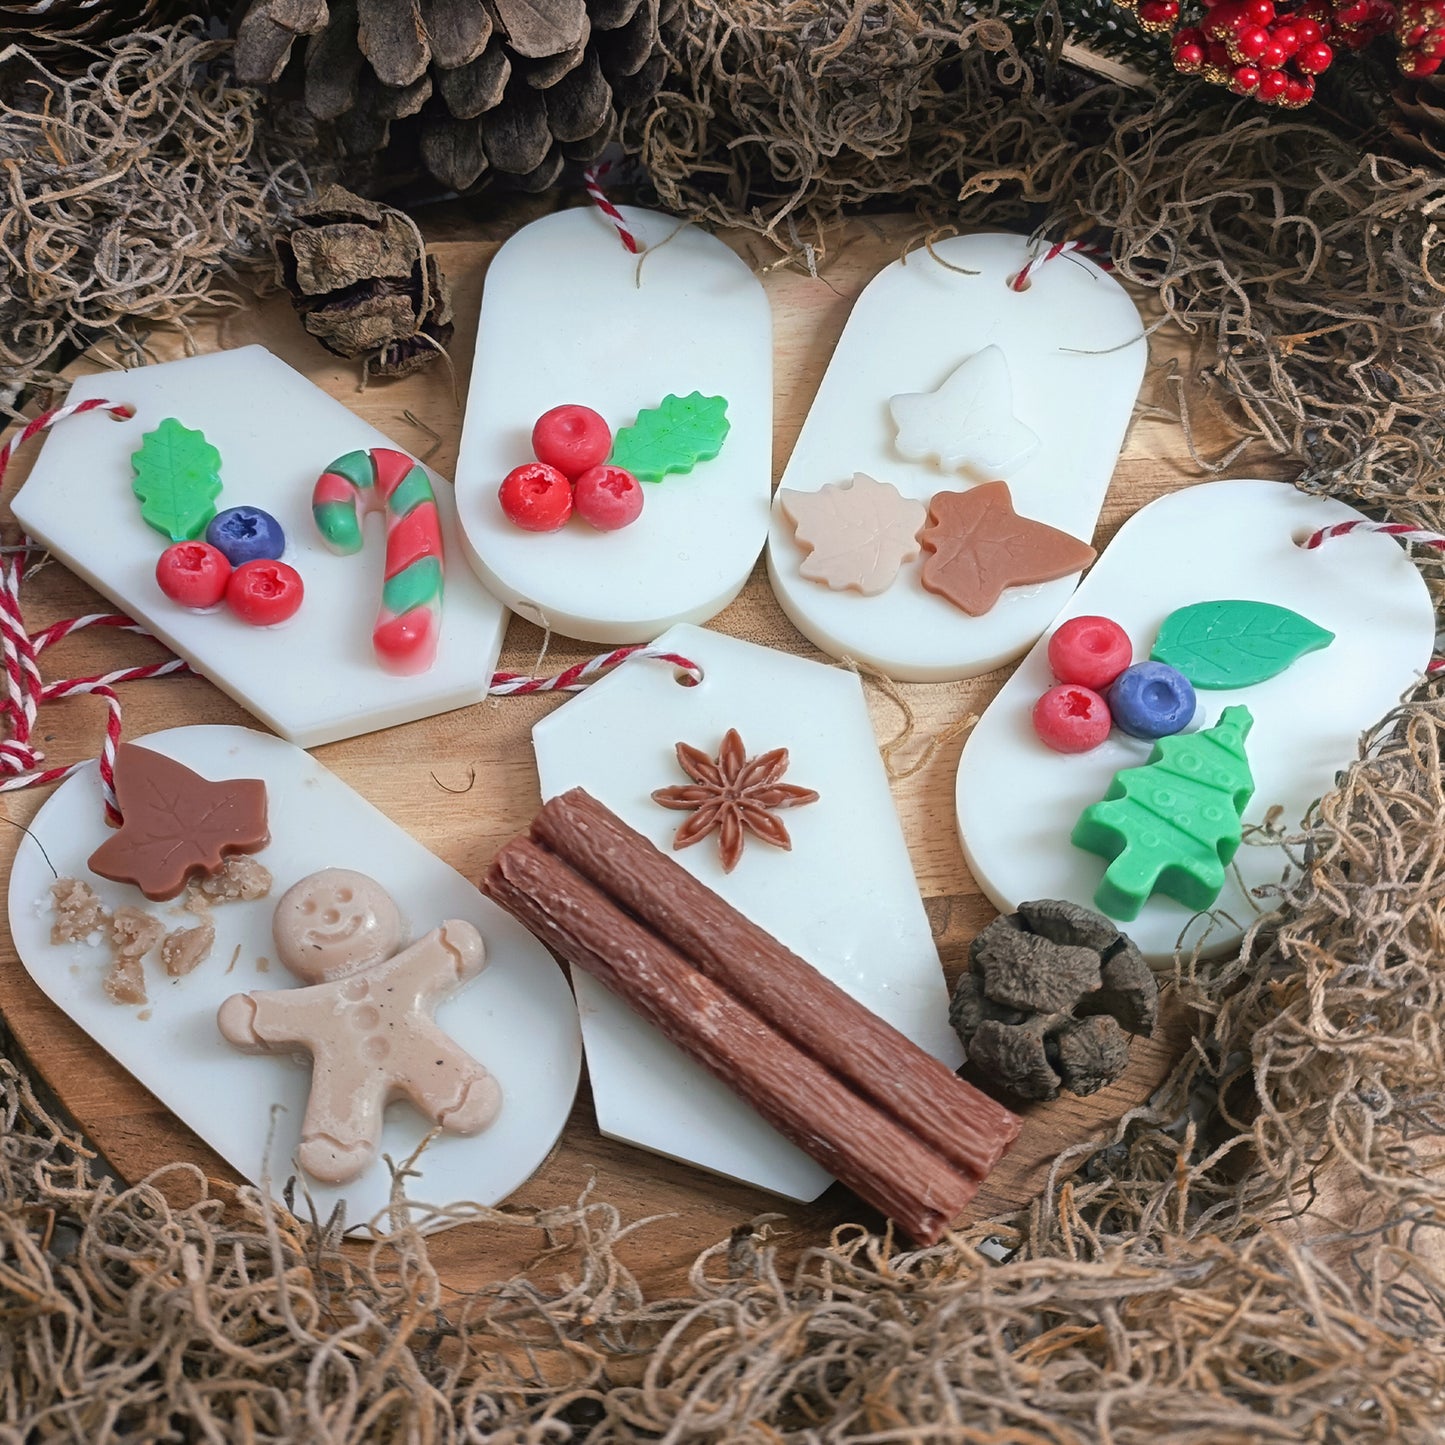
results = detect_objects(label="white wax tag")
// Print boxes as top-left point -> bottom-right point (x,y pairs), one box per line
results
767,232 -> 1147,681
531,624 -> 961,1200
12,347 -> 507,748
455,207 -> 773,645
7,726 -> 582,1232
957,480 -> 1436,962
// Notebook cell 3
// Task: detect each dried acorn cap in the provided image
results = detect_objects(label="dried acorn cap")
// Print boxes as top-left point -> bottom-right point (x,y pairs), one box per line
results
273,185 -> 454,378
949,899 -> 1157,1103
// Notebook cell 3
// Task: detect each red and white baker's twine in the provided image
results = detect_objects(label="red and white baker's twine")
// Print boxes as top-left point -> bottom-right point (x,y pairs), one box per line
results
1010,240 -> 1113,292
490,646 -> 702,694
0,401 -> 699,819
1300,518 -> 1445,671
0,400 -> 186,823
583,162 -> 641,255
1300,519 -> 1445,553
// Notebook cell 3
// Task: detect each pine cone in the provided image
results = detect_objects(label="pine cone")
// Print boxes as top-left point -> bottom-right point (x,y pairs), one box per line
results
0,0 -> 195,69
1390,76 -> 1445,164
273,185 -> 454,377
233,0 -> 678,194
949,900 -> 1157,1103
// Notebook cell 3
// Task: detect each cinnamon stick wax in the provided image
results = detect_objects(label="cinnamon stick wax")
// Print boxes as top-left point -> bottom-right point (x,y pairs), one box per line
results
531,788 -> 1021,1178
484,836 -> 979,1244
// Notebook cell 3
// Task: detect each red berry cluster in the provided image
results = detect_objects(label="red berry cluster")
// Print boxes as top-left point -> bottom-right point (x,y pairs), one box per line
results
1398,0 -> 1445,75
499,405 -> 644,534
156,543 -> 304,626
1116,0 -> 1396,105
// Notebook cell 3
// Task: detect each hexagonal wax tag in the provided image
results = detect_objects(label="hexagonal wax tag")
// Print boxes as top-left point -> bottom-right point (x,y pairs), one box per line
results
531,623 -> 961,1200
454,206 -> 773,646
8,725 -> 582,1232
12,346 -> 508,747
767,233 -> 1147,681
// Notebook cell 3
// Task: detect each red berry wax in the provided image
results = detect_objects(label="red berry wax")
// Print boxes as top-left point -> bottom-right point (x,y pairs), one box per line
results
531,405 -> 612,479
1033,685 -> 1112,754
499,462 -> 572,532
1047,615 -> 1132,691
156,541 -> 231,609
226,559 -> 303,626
573,464 -> 644,531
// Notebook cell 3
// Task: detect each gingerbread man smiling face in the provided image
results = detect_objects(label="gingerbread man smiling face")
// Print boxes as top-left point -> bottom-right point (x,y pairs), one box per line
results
218,868 -> 502,1185
271,869 -> 401,982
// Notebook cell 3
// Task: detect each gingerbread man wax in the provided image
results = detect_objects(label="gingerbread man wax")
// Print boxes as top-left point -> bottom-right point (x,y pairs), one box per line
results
217,868 -> 502,1185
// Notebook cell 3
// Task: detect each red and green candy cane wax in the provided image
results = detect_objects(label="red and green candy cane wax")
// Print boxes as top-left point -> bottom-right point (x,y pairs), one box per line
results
312,448 -> 445,676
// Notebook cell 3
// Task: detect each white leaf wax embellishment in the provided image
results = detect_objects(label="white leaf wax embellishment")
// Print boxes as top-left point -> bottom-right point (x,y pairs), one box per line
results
889,346 -> 1040,477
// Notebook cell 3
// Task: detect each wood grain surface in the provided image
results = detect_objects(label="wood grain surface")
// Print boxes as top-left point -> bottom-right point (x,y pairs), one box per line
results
0,208 -> 1280,1297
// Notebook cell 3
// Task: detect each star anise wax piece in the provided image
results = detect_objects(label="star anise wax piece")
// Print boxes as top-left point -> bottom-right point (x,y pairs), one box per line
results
651,729 -> 819,873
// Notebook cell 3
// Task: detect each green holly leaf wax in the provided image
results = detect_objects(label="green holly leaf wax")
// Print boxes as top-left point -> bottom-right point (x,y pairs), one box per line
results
1150,599 -> 1334,689
1071,705 -> 1256,922
608,392 -> 730,481
130,418 -> 223,542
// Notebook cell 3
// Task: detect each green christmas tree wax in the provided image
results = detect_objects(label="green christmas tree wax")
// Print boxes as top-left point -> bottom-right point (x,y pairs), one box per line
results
1071,705 -> 1255,922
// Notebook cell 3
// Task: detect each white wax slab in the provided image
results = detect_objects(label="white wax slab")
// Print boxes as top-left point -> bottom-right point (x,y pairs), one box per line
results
956,480 -> 1436,962
767,232 -> 1147,681
531,623 -> 961,1201
455,206 -> 773,645
11,347 -> 507,748
7,726 -> 582,1232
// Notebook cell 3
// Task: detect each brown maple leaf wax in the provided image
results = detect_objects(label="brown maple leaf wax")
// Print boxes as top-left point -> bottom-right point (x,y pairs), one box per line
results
919,481 -> 1096,616
88,744 -> 270,902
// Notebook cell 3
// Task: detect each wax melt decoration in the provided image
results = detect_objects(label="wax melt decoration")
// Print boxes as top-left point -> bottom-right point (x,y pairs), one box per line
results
106,907 -> 163,1006
777,473 -> 926,596
50,878 -> 108,945
608,392 -> 730,481
919,481 -> 1096,617
1072,705 -> 1255,922
651,728 -> 819,874
1033,684 -> 1112,753
483,790 -> 1022,1246
889,346 -> 1039,477
574,465 -> 644,531
1151,599 -> 1335,689
130,418 -> 223,542
206,506 -> 286,566
1048,615 -> 1132,691
532,405 -> 612,479
313,447 -> 445,676
1107,661 -> 1196,740
216,868 -> 503,1186
226,559 -> 304,627
161,919 -> 215,978
156,541 -> 231,610
950,899 -> 1157,1102
499,462 -> 573,532
87,744 -> 270,902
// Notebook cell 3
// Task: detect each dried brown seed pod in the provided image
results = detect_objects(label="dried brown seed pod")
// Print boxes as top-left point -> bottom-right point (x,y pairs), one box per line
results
950,900 -> 1157,1103
273,185 -> 454,379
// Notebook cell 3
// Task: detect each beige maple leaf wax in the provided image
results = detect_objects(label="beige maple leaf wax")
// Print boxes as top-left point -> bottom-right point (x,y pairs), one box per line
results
778,473 -> 927,596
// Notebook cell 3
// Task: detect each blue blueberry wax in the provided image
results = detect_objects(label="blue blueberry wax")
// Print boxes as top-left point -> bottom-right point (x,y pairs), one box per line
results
206,506 -> 286,566
1107,661 -> 1197,740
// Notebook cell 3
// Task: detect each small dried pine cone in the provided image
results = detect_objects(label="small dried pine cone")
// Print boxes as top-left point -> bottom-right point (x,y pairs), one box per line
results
949,899 -> 1158,1103
273,185 -> 454,378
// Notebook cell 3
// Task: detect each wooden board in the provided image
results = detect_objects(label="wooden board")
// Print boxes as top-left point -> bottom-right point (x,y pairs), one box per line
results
0,208 -> 1279,1297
